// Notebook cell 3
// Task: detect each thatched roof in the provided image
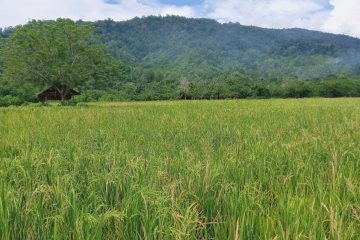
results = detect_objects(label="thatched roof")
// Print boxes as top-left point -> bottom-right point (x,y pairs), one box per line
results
38,85 -> 80,101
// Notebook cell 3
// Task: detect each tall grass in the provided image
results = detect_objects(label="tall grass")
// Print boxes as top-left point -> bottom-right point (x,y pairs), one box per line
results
1,98 -> 360,239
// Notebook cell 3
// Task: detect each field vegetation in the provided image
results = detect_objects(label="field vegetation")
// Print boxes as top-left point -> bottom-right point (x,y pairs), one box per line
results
1,98 -> 360,239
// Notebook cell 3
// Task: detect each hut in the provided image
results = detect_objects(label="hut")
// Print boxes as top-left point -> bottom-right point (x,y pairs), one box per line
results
38,85 -> 80,101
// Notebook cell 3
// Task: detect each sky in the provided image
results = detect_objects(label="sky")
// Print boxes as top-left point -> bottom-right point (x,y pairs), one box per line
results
1,0 -> 360,38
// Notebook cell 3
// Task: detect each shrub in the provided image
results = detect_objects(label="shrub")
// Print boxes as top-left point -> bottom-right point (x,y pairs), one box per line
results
72,95 -> 89,103
0,96 -> 24,107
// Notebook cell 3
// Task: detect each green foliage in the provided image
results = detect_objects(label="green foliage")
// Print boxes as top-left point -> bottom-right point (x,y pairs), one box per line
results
0,95 -> 24,107
100,67 -> 360,100
89,16 -> 360,101
1,18 -> 123,100
319,79 -> 360,97
95,16 -> 360,79
283,80 -> 318,98
1,99 -> 360,238
70,94 -> 89,103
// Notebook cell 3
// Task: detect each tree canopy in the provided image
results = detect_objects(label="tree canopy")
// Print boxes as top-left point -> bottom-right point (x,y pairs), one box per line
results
94,16 -> 360,79
1,18 -> 122,99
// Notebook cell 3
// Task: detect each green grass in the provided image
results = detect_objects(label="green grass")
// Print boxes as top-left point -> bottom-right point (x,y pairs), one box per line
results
1,98 -> 360,239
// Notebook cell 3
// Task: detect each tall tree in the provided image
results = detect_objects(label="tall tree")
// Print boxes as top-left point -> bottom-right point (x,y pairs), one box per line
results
178,76 -> 190,99
1,18 -> 116,100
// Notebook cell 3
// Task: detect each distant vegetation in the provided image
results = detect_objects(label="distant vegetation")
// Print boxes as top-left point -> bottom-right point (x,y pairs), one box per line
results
1,16 -> 360,105
95,16 -> 360,79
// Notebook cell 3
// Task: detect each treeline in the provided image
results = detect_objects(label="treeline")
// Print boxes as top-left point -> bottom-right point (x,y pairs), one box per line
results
1,75 -> 360,107
73,73 -> 360,102
1,62 -> 360,106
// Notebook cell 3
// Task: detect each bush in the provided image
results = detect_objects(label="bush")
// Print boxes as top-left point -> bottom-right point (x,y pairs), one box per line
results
319,79 -> 360,97
81,90 -> 107,102
71,95 -> 89,103
99,94 -> 114,102
284,81 -> 317,98
0,96 -> 24,107
252,84 -> 271,98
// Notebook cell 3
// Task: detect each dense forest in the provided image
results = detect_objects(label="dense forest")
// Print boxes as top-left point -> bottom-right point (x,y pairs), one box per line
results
95,16 -> 360,79
1,16 -> 360,105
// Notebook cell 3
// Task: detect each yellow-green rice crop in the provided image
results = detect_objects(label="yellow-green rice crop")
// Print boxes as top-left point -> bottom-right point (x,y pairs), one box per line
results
1,98 -> 360,239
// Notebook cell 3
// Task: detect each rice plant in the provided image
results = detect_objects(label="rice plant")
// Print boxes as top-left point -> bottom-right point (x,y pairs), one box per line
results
0,98 -> 360,239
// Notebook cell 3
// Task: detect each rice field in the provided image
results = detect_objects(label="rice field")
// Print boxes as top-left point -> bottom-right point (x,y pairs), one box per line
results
1,98 -> 360,239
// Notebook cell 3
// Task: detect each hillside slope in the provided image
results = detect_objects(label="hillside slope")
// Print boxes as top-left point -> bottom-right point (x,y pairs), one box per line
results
95,16 -> 360,79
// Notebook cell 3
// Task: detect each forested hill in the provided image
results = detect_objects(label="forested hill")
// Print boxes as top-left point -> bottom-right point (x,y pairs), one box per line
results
2,16 -> 360,104
94,16 -> 360,79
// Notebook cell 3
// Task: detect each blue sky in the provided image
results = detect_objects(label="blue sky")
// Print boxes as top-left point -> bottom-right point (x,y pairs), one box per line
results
315,0 -> 333,9
104,0 -> 121,4
158,0 -> 204,6
1,0 -> 359,38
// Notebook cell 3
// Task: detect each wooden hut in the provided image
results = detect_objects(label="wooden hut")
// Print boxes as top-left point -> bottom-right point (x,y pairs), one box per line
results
38,86 -> 80,101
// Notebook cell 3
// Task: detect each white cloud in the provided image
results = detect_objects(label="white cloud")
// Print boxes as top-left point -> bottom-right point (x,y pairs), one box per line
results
201,0 -> 360,37
0,0 -> 196,28
203,0 -> 329,29
323,0 -> 360,37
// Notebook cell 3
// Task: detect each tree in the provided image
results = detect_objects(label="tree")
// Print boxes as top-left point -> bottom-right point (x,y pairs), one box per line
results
253,82 -> 271,98
178,77 -> 190,99
1,18 -> 115,100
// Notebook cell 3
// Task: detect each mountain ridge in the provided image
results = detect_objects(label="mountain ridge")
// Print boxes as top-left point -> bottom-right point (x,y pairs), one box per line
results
93,16 -> 360,79
2,16 -> 360,79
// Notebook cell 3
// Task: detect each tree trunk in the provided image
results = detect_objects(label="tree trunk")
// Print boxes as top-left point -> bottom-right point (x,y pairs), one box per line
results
56,86 -> 70,101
